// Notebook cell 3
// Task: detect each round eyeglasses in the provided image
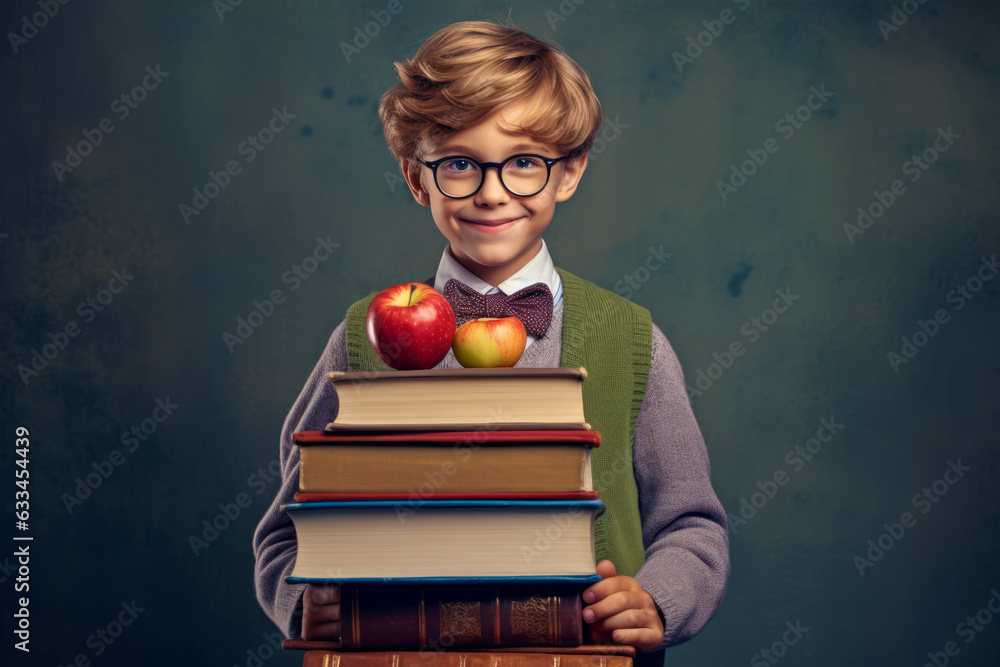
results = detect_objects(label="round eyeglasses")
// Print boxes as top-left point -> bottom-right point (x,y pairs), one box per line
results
415,153 -> 571,199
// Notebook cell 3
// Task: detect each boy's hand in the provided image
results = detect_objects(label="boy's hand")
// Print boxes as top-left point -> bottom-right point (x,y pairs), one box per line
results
301,584 -> 341,641
583,560 -> 664,650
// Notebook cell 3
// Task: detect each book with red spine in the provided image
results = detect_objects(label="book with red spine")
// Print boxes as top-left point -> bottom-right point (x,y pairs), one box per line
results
294,491 -> 600,503
293,429 -> 599,495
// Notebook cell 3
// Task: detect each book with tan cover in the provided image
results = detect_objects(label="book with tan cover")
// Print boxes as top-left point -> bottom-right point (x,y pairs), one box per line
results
283,499 -> 604,582
326,367 -> 589,431
294,430 -> 599,494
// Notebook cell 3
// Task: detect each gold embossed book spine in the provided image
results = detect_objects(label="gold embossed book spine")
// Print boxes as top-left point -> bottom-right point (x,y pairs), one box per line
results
338,584 -> 584,649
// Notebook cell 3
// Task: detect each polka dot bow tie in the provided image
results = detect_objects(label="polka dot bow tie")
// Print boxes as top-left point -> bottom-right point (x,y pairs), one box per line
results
442,279 -> 554,338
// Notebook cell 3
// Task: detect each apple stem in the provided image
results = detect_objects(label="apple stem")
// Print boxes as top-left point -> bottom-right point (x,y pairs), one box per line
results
407,284 -> 417,306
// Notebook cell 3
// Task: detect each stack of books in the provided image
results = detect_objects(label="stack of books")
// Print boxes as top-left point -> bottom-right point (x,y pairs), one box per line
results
282,367 -> 633,664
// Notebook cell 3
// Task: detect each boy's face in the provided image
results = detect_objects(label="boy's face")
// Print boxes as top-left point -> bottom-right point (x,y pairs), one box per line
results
402,101 -> 588,287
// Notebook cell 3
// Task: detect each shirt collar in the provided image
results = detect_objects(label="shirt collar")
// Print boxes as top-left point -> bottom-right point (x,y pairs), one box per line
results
433,238 -> 563,307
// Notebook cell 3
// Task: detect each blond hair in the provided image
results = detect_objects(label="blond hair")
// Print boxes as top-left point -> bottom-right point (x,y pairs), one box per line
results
378,20 -> 602,161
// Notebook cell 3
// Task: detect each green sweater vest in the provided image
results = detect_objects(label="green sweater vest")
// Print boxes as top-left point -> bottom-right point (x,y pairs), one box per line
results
343,267 -> 652,577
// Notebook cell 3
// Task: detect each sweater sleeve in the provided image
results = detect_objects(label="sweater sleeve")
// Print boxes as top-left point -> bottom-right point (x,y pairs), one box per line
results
631,322 -> 730,650
252,319 -> 348,639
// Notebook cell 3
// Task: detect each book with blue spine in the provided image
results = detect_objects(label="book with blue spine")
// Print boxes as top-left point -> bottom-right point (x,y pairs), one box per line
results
284,498 -> 604,584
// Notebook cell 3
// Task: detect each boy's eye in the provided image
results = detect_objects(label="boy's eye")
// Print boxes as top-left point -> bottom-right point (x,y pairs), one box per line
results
511,156 -> 543,170
442,158 -> 476,173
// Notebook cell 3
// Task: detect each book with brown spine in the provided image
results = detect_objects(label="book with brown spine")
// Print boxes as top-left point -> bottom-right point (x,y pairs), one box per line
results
333,583 -> 586,649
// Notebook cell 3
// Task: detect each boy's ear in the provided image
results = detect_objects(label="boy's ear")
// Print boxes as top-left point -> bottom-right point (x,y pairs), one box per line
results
401,158 -> 431,207
554,152 -> 589,203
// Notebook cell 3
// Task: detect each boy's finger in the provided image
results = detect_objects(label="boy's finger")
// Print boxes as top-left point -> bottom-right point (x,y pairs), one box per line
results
595,560 -> 617,579
582,590 -> 640,622
611,627 -> 662,651
587,626 -> 613,644
308,602 -> 342,623
590,604 -> 654,632
583,575 -> 635,604
583,560 -> 618,602
307,585 -> 341,605
302,620 -> 341,641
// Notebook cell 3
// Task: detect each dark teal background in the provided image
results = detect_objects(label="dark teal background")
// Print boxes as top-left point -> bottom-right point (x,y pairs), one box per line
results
2,1 -> 999,665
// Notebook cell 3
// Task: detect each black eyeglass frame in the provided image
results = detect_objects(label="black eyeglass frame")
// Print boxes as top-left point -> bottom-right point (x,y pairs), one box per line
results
414,153 -> 572,199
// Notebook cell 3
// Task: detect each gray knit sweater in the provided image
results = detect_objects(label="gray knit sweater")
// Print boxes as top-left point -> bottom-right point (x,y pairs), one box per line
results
252,300 -> 730,651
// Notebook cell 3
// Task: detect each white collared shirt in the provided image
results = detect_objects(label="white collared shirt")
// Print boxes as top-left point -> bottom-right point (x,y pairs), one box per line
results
433,238 -> 563,350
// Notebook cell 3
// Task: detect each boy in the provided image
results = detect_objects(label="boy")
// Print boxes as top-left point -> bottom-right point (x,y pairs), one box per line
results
253,20 -> 729,656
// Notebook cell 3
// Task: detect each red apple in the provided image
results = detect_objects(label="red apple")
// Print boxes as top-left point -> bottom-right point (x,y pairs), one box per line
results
452,317 -> 527,368
366,283 -> 457,370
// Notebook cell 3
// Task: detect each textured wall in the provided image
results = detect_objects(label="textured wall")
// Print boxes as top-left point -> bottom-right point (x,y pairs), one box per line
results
2,1 -> 998,665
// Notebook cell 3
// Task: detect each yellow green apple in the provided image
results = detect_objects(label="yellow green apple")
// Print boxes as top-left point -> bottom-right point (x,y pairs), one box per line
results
451,316 -> 527,368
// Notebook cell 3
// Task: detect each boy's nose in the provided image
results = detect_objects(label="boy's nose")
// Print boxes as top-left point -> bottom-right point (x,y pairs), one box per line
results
474,166 -> 510,205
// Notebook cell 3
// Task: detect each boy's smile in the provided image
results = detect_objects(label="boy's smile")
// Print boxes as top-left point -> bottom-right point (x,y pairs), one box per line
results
402,101 -> 587,287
